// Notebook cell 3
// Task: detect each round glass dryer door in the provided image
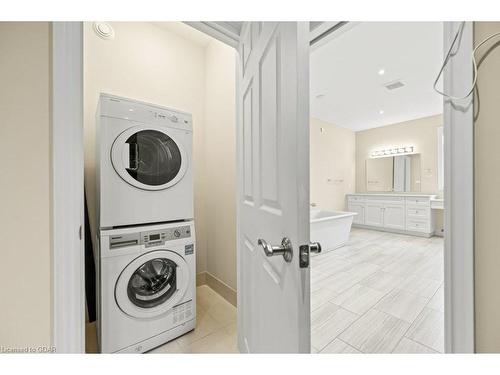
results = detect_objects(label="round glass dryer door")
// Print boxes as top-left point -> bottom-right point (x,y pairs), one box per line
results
111,126 -> 188,191
115,250 -> 190,319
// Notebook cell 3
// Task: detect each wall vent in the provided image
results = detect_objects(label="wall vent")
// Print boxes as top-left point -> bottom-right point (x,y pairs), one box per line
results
384,80 -> 405,90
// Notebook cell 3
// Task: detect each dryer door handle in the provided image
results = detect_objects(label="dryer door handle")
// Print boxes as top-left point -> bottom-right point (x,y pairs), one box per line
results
125,142 -> 139,171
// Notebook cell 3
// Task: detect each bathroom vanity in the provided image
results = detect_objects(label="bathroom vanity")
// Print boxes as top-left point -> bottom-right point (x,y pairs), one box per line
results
346,193 -> 437,237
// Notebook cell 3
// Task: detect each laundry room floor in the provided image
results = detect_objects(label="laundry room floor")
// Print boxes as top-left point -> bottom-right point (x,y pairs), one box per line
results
85,285 -> 238,354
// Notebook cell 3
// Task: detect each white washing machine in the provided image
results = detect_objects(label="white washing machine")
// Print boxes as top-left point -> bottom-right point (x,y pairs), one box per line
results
97,94 -> 193,228
97,221 -> 196,353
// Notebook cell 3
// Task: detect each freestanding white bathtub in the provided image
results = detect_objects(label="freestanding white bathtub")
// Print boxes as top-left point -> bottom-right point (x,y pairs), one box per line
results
310,209 -> 357,253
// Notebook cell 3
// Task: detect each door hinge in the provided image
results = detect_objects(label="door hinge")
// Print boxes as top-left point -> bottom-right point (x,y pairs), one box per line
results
79,225 -> 83,240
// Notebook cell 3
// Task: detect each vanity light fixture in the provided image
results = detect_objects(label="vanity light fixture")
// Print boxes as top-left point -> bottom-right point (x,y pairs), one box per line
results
371,146 -> 415,158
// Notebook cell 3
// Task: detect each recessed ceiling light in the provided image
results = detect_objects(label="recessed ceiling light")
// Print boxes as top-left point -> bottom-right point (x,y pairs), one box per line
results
378,69 -> 385,75
93,22 -> 115,40
315,94 -> 325,99
379,110 -> 385,115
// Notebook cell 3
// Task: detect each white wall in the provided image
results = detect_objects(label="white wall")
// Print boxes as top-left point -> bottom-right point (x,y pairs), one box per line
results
84,22 -> 209,274
310,118 -> 356,211
0,22 -> 52,347
203,40 -> 237,290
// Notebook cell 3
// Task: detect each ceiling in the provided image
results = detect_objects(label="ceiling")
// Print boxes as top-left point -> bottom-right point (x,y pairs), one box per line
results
310,22 -> 444,132
152,22 -> 213,47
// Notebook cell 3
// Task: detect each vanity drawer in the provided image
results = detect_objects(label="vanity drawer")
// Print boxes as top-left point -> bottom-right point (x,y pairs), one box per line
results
406,219 -> 430,233
405,197 -> 430,206
406,207 -> 430,219
347,196 -> 365,203
381,196 -> 404,203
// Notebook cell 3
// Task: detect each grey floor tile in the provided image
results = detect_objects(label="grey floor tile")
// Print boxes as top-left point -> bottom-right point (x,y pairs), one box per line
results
311,306 -> 359,351
374,289 -> 429,323
311,287 -> 339,311
339,309 -> 410,353
359,271 -> 405,293
312,302 -> 341,327
398,275 -> 441,299
331,284 -> 385,315
320,338 -> 361,354
426,284 -> 444,312
392,337 -> 438,354
406,308 -> 444,353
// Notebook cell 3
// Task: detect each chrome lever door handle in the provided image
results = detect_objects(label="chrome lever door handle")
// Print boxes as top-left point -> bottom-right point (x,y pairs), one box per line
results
257,237 -> 293,263
299,242 -> 322,268
309,242 -> 322,254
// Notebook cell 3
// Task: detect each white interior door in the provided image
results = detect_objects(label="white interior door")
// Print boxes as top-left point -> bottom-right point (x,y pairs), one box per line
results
236,22 -> 311,353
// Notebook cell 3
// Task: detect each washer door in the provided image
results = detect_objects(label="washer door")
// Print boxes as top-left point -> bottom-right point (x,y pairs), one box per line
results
115,250 -> 190,319
111,126 -> 188,191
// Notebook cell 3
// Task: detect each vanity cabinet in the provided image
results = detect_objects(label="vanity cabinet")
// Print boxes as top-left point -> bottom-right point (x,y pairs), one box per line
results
347,194 -> 436,237
365,202 -> 384,227
384,203 -> 406,230
348,202 -> 365,225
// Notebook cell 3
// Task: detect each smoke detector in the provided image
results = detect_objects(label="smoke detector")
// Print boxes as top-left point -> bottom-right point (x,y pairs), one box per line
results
384,80 -> 405,91
93,22 -> 115,40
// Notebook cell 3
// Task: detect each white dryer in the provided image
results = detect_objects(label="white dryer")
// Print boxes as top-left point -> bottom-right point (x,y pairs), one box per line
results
97,221 -> 196,353
97,94 -> 193,228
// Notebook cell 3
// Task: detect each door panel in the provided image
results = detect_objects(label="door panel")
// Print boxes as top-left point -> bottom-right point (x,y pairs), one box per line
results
237,22 -> 310,353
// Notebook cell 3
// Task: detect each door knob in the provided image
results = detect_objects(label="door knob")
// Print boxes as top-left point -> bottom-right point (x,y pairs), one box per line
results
299,242 -> 322,268
257,237 -> 293,263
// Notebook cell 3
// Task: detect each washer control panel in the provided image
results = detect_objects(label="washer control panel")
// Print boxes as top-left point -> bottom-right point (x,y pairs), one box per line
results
141,225 -> 192,248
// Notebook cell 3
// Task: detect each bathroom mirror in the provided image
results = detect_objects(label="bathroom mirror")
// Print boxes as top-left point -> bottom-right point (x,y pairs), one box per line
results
366,154 -> 421,192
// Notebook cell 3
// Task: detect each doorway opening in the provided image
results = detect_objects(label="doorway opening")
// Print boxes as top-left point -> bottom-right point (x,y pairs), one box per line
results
309,22 -> 445,353
52,21 -> 473,354
82,22 -> 239,353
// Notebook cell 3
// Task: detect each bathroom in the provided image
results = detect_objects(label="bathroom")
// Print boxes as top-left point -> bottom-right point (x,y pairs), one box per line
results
308,22 -> 445,353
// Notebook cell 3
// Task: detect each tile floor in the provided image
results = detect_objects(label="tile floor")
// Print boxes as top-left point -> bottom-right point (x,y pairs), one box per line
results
85,285 -> 238,354
149,285 -> 238,353
310,228 -> 444,354
86,228 -> 443,354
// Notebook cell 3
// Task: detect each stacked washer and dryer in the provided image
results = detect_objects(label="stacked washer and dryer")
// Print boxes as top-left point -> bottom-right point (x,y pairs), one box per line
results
95,94 -> 196,353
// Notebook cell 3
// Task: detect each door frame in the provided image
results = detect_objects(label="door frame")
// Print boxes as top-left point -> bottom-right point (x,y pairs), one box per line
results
52,22 -> 85,353
443,22 -> 475,353
51,21 -> 475,353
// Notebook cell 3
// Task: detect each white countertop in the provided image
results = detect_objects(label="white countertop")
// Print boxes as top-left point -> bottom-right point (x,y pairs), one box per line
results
430,198 -> 444,209
347,193 -> 437,198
